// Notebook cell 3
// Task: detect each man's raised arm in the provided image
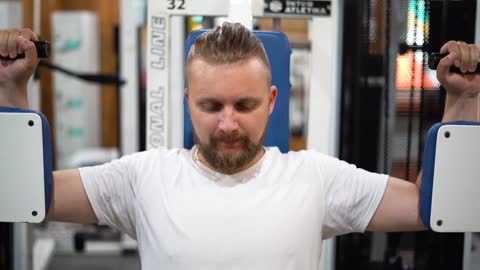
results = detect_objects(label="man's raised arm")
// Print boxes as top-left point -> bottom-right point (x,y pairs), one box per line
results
367,41 -> 480,232
0,28 -> 97,224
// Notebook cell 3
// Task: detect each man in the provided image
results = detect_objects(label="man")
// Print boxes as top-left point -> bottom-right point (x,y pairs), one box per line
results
0,22 -> 479,269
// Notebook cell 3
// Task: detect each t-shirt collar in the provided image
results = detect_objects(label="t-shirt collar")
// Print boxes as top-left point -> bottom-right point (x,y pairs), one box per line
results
190,145 -> 268,187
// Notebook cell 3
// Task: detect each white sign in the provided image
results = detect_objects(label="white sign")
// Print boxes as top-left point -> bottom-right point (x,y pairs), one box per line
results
146,14 -> 170,149
264,0 -> 331,17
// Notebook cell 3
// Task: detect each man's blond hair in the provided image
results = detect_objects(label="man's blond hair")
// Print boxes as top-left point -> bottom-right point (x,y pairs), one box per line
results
186,22 -> 271,83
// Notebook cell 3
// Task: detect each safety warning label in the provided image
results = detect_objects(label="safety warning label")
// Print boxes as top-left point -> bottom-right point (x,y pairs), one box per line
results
264,0 -> 331,17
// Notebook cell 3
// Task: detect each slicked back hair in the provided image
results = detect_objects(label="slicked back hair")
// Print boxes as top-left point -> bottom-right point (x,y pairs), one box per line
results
186,22 -> 271,84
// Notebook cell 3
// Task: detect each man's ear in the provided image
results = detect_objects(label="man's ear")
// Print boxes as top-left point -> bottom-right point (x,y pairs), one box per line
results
268,85 -> 278,115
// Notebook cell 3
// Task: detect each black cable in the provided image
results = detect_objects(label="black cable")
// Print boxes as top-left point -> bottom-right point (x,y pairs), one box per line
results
38,61 -> 125,86
418,1 -> 429,178
383,0 -> 391,174
405,0 -> 418,181
0,41 -> 124,86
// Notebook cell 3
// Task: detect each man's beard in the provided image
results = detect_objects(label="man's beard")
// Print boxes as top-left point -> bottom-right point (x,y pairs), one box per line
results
193,125 -> 267,174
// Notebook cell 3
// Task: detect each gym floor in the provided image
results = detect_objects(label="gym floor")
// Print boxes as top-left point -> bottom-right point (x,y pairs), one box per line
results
48,254 -> 140,270
44,233 -> 480,270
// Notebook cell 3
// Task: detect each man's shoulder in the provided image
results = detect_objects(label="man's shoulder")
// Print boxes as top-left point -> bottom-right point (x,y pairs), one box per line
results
120,147 -> 192,165
264,147 -> 345,172
265,146 -> 330,159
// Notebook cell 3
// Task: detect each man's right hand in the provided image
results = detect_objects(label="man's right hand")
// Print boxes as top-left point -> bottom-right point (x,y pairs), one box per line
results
0,28 -> 39,108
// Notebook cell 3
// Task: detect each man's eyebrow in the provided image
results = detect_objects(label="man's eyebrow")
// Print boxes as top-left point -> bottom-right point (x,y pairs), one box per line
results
195,97 -> 261,105
236,97 -> 261,103
196,97 -> 220,104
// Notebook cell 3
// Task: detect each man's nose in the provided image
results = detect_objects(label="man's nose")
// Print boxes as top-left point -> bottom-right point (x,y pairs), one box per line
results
218,107 -> 239,132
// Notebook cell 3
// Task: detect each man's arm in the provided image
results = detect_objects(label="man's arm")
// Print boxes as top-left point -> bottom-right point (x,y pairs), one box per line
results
367,41 -> 480,232
0,28 -> 98,224
367,176 -> 425,231
47,170 -> 98,223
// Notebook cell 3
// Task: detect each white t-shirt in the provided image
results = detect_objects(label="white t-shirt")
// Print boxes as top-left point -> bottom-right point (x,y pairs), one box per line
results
79,146 -> 388,270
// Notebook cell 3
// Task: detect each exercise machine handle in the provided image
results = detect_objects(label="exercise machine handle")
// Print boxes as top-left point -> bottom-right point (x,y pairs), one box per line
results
428,52 -> 480,74
0,40 -> 50,60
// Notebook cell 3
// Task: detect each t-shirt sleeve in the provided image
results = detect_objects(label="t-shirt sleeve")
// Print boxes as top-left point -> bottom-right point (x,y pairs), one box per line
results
79,153 -> 141,239
319,155 -> 388,239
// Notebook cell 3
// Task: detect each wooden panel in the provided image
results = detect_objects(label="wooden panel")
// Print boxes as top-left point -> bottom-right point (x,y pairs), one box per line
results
38,0 -> 56,162
22,0 -> 33,29
257,18 -> 310,45
391,161 -> 420,183
290,136 -> 306,151
57,1 -> 120,147
97,0 -> 120,148
22,0 -> 120,150
369,0 -> 384,55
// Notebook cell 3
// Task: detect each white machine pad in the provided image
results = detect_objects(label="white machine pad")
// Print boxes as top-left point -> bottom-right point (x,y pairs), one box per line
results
431,125 -> 480,232
0,112 -> 46,223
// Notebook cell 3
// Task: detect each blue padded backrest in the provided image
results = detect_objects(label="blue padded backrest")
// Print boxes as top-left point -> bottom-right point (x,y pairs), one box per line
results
420,121 -> 480,229
183,30 -> 291,153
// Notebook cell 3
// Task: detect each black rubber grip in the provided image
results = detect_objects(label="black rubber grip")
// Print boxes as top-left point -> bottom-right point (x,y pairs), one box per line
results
428,52 -> 480,73
0,40 -> 50,60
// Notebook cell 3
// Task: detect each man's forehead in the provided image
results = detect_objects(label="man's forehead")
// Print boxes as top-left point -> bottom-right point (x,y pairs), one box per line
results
187,57 -> 270,74
187,58 -> 238,75
186,57 -> 271,98
191,86 -> 264,99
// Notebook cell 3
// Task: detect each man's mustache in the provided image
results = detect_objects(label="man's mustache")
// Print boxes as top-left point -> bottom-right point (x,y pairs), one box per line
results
210,133 -> 248,143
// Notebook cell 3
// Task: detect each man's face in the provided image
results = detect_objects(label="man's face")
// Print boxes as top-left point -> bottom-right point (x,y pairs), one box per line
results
185,57 -> 277,174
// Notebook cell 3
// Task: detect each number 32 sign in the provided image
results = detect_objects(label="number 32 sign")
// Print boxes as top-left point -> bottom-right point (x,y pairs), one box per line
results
167,0 -> 186,10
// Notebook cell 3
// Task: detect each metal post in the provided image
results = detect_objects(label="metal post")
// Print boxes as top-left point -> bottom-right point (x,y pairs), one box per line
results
120,0 -> 147,154
462,2 -> 480,269
169,16 -> 185,148
13,224 -> 32,270
306,1 -> 343,270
